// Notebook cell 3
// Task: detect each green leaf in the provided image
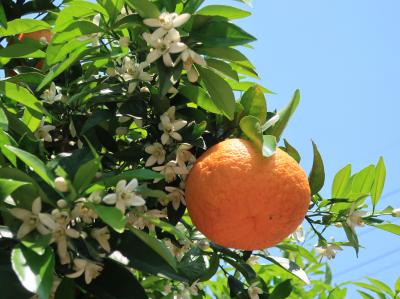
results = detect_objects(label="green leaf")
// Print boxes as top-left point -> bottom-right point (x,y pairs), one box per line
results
11,246 -> 54,299
240,85 -> 267,124
52,21 -> 100,44
343,223 -> 360,256
351,165 -> 375,196
199,252 -> 220,282
0,81 -> 45,114
0,41 -> 46,58
325,264 -> 332,284
0,179 -> 29,201
264,256 -> 310,284
283,139 -> 301,163
21,234 -> 52,256
142,216 -> 189,243
197,66 -> 235,120
270,279 -> 293,299
353,282 -> 387,299
239,115 -> 262,150
308,141 -> 325,195
125,0 -> 160,18
373,223 -> 400,235
262,135 -> 277,157
367,277 -> 394,297
228,275 -> 245,297
54,278 -> 75,299
4,145 -> 55,188
0,3 -> 6,28
129,227 -> 178,271
267,89 -> 300,141
395,276 -> 400,293
157,61 -> 182,97
205,58 -> 239,81
87,203 -> 126,233
192,20 -> 256,47
357,290 -> 375,299
0,131 -> 17,166
197,5 -> 251,19
0,19 -> 50,36
46,38 -> 88,66
179,84 -> 222,115
98,0 -> 125,23
199,47 -> 255,69
178,248 -> 207,282
332,164 -> 352,198
227,79 -> 272,93
73,158 -> 101,193
371,157 -> 386,210
0,107 -> 7,130
22,108 -> 42,132
37,46 -> 88,91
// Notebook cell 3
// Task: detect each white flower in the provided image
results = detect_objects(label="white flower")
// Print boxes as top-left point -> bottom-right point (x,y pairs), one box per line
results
106,67 -> 117,77
119,57 -> 152,82
164,239 -> 190,261
185,280 -> 200,296
346,204 -> 368,230
143,12 -> 191,40
165,186 -> 186,210
145,142 -> 166,167
103,179 -> 145,214
119,36 -> 130,47
158,106 -> 187,144
291,225 -> 305,243
392,208 -> 400,217
315,243 -> 342,259
71,199 -> 98,224
9,197 -> 50,239
153,161 -> 188,183
40,82 -> 63,104
67,258 -> 103,284
127,208 -> 167,231
176,143 -> 196,168
143,30 -> 187,67
179,48 -> 206,82
91,227 -> 111,252
38,213 -> 80,265
34,119 -> 55,142
248,282 -> 263,299
246,255 -> 259,266
54,177 -> 68,192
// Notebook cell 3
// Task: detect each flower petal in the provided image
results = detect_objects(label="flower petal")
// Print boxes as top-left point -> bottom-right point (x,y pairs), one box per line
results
16,222 -> 35,239
116,180 -> 127,192
143,18 -> 162,27
103,193 -> 117,205
172,13 -> 191,28
169,42 -> 187,54
126,179 -> 138,192
32,197 -> 42,214
9,208 -> 31,221
146,49 -> 163,64
131,196 -> 146,207
173,119 -> 187,131
163,53 -> 174,67
145,155 -> 157,167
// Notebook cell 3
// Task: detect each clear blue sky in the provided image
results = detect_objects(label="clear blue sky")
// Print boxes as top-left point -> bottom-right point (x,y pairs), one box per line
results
211,0 -> 400,295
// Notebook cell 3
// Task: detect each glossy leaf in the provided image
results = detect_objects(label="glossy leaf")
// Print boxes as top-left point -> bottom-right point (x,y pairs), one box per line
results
86,203 -> 126,233
262,135 -> 277,157
197,66 -> 235,120
0,2 -> 6,28
197,5 -> 251,19
371,157 -> 386,211
343,223 -> 360,256
125,0 -> 160,18
73,158 -> 101,193
240,84 -> 267,124
283,139 -> 301,163
206,58 -> 239,81
270,279 -> 293,299
5,145 -> 55,188
0,107 -> 7,130
199,47 -> 255,69
0,131 -> 17,166
0,41 -> 46,58
373,223 -> 400,235
0,81 -> 45,114
267,89 -> 300,141
308,141 -> 325,195
239,115 -> 262,150
265,256 -> 310,285
367,278 -> 394,297
52,21 -> 100,44
332,164 -> 352,198
0,19 -> 50,36
351,165 -> 375,196
0,179 -> 29,201
179,84 -> 222,115
11,246 -> 54,299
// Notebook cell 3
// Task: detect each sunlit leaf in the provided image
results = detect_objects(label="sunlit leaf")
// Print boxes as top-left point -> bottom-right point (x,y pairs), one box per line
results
240,84 -> 267,124
197,5 -> 251,19
0,19 -> 50,36
86,203 -> 126,233
125,0 -> 160,18
332,164 -> 352,198
371,157 -> 386,211
308,141 -> 325,195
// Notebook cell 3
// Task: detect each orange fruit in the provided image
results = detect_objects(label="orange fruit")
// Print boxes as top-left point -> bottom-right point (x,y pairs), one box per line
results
17,29 -> 53,44
185,138 -> 310,250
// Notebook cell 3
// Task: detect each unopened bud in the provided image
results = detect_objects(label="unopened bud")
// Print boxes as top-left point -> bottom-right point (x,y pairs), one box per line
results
57,199 -> 68,209
140,86 -> 150,93
54,177 -> 68,192
392,208 -> 400,217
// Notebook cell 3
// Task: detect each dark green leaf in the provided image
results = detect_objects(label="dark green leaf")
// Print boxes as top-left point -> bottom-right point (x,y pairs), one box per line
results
371,157 -> 386,210
264,256 -> 310,284
0,178 -> 29,201
270,279 -> 293,299
343,223 -> 360,256
198,252 -> 220,282
197,66 -> 235,120
0,19 -> 50,36
87,203 -> 126,233
199,47 -> 255,69
4,145 -> 55,188
157,61 -> 182,97
11,246 -> 54,299
205,58 -> 239,81
0,3 -> 6,29
0,41 -> 46,58
0,107 -> 7,130
0,81 -> 45,114
21,234 -> 52,256
308,141 -> 325,195
54,278 -> 75,299
178,248 -> 207,282
98,0 -> 125,23
52,21 -> 100,44
183,0 -> 205,14
283,139 -> 301,163
240,85 -> 267,123
73,158 -> 101,193
262,135 -> 277,157
267,89 -> 300,141
192,20 -> 256,47
239,115 -> 262,151
179,84 -> 222,115
125,0 -> 160,18
228,276 -> 245,297
197,5 -> 251,19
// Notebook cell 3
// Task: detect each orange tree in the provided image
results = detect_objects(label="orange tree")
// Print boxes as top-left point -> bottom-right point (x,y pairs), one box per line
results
0,0 -> 400,298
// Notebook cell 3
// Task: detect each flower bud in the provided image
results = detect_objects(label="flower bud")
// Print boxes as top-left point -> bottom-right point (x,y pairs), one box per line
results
140,86 -> 150,93
392,208 -> 400,217
57,199 -> 68,209
54,177 -> 68,192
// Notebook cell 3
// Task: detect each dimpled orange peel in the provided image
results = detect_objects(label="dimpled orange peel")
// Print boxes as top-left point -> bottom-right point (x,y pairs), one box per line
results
185,138 -> 311,250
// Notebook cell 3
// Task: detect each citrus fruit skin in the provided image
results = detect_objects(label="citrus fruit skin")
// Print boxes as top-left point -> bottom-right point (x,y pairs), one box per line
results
185,138 -> 311,250
17,29 -> 53,43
